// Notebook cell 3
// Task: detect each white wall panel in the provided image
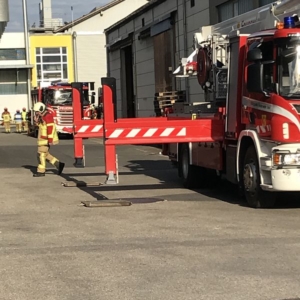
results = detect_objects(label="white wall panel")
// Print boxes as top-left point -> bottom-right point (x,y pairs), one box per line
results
0,95 -> 27,118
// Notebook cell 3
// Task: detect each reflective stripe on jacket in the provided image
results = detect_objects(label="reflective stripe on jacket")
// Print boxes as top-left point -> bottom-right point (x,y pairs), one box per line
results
37,112 -> 59,146
2,112 -> 11,122
14,113 -> 22,122
21,111 -> 27,121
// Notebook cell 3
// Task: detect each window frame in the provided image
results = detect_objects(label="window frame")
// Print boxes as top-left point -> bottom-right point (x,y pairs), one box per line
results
35,47 -> 68,85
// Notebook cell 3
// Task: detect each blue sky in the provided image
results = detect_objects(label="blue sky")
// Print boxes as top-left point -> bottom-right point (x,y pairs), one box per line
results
7,0 -> 111,32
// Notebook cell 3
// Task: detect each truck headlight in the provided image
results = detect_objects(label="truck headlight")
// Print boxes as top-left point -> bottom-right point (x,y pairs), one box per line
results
273,153 -> 300,166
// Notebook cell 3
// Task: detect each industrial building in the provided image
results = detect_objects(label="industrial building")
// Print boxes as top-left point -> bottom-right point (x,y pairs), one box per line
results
105,0 -> 275,118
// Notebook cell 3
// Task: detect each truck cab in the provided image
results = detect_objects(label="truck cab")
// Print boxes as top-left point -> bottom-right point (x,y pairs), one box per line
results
28,81 -> 96,136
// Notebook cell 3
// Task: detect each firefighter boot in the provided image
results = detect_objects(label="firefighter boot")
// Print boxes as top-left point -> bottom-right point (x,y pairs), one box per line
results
33,172 -> 45,177
55,161 -> 65,175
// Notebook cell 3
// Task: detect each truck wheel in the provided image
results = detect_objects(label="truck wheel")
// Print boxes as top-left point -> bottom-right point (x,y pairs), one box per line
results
242,146 -> 276,208
180,144 -> 198,188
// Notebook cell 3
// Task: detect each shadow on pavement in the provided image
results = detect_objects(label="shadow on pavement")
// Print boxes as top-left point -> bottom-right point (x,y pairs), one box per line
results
22,165 -> 36,174
23,159 -> 300,209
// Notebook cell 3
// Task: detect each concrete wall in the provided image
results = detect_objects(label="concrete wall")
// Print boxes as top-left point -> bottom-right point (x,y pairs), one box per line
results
106,0 -> 210,117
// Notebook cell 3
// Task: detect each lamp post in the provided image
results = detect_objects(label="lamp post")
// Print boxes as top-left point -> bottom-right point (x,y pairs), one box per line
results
22,0 -> 31,110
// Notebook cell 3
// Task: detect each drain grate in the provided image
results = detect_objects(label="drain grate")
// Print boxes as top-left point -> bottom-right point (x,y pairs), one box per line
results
123,197 -> 166,204
81,197 -> 166,208
81,200 -> 132,207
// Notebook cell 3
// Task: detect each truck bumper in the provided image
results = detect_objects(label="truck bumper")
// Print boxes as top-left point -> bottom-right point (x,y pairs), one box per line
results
271,168 -> 300,191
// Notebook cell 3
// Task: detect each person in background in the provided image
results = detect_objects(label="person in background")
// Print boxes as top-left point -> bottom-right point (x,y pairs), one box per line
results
1,107 -> 11,133
14,110 -> 23,133
21,107 -> 28,132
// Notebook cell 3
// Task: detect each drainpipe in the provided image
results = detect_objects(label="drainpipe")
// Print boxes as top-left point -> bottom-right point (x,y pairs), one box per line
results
182,0 -> 190,103
175,0 -> 181,91
22,0 -> 31,110
72,31 -> 78,81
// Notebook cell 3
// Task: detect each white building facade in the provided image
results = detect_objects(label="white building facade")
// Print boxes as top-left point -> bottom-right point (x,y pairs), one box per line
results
0,33 -> 33,114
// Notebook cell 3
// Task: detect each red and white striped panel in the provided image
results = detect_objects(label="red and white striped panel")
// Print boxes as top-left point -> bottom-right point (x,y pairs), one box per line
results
76,125 -> 103,133
107,127 -> 187,139
256,125 -> 271,134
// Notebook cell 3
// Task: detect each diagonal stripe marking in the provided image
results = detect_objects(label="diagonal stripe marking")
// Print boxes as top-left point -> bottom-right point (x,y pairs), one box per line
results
109,129 -> 124,138
127,129 -> 141,137
177,128 -> 186,136
160,128 -> 175,137
78,125 -> 89,133
91,125 -> 103,132
143,128 -> 158,137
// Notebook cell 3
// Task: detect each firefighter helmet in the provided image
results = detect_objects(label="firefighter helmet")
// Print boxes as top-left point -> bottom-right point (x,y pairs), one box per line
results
16,110 -> 20,113
4,107 -> 7,111
22,107 -> 26,111
33,102 -> 46,112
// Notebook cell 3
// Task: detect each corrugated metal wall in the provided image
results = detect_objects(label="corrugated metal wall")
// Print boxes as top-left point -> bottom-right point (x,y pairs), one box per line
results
238,0 -> 254,14
259,0 -> 275,6
219,0 -> 275,22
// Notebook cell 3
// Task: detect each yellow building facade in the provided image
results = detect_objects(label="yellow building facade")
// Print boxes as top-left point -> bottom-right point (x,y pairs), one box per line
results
29,34 -> 74,88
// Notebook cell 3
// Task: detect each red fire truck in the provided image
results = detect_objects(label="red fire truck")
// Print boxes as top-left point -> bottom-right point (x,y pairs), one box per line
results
167,0 -> 300,208
28,80 -> 95,136
70,0 -> 300,208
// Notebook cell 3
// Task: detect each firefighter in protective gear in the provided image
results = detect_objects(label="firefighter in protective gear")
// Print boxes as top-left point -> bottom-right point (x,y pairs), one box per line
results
33,102 -> 65,177
1,108 -> 11,133
21,107 -> 28,132
14,110 -> 22,133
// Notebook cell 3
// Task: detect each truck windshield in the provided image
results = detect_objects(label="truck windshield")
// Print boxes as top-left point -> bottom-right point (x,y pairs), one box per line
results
53,90 -> 72,105
279,42 -> 300,99
46,89 -> 89,105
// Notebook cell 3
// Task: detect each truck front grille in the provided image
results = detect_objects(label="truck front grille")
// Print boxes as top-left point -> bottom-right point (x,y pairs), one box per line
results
56,111 -> 73,126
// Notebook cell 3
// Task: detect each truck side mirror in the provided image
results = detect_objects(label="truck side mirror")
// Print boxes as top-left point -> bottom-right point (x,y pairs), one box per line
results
91,92 -> 96,104
247,63 -> 264,93
247,48 -> 262,62
98,87 -> 103,105
247,63 -> 274,97
90,82 -> 95,91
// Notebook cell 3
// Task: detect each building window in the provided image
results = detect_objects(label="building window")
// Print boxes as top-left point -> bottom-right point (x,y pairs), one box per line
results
218,0 -> 254,22
218,0 -> 276,23
35,47 -> 68,84
191,0 -> 195,7
0,49 -> 26,61
0,69 -> 27,95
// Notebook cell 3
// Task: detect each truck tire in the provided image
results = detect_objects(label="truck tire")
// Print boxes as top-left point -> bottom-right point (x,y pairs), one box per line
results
179,144 -> 220,189
242,146 -> 276,208
179,144 -> 198,188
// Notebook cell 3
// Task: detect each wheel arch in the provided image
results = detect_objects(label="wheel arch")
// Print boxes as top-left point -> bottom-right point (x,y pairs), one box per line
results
237,130 -> 270,184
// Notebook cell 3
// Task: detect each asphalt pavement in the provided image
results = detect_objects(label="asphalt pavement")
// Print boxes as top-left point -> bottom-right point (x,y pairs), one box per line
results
1,129 -> 300,300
